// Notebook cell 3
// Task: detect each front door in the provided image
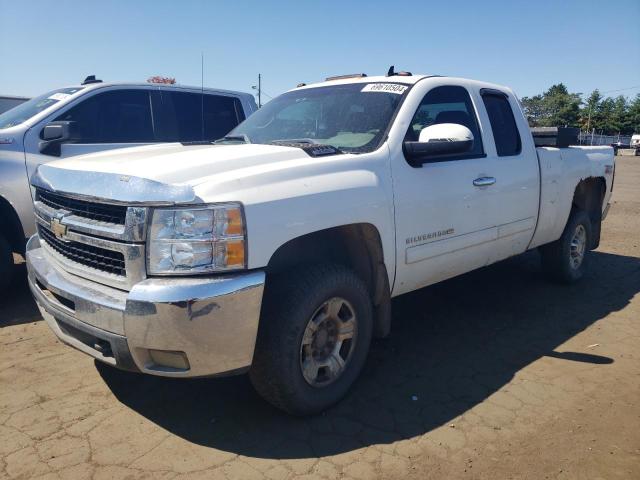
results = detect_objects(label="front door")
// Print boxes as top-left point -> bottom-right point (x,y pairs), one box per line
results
24,88 -> 160,179
390,84 -> 497,296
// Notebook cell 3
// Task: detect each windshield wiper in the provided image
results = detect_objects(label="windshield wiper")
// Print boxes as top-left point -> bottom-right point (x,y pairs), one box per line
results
214,134 -> 251,144
270,138 -> 319,145
269,139 -> 344,156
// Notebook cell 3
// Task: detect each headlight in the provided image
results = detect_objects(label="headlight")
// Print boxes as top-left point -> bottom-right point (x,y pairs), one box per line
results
147,204 -> 246,274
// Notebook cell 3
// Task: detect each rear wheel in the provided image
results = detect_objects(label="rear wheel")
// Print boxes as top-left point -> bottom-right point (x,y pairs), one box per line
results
250,264 -> 373,415
0,234 -> 14,291
540,209 -> 592,283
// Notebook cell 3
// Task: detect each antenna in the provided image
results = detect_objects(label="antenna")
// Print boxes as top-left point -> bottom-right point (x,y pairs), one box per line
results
201,52 -> 205,140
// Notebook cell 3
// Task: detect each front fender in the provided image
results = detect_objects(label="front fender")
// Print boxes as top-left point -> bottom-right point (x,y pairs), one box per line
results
0,147 -> 33,241
244,168 -> 395,276
191,147 -> 396,285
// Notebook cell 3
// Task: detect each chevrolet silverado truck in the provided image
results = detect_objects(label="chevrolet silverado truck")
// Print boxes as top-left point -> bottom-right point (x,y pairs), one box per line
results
0,77 -> 256,289
26,72 -> 615,415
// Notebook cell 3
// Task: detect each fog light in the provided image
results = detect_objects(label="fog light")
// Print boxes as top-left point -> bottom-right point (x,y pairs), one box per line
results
148,349 -> 190,370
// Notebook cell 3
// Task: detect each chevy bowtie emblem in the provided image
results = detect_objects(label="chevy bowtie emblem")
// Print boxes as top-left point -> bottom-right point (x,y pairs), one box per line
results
50,218 -> 67,239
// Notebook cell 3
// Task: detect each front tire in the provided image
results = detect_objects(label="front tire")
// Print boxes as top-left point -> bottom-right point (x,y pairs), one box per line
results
540,208 -> 592,283
250,264 -> 373,415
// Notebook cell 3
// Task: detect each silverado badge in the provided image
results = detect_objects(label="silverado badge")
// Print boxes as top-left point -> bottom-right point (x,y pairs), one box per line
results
50,218 -> 67,239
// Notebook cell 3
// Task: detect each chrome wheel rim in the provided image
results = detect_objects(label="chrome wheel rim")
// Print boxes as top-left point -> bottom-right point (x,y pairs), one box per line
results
299,297 -> 357,387
569,224 -> 587,270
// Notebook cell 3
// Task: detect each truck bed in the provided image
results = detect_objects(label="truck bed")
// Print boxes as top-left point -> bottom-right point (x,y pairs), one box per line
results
529,146 -> 614,249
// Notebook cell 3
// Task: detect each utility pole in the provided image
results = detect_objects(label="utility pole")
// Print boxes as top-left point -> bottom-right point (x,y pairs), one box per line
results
252,74 -> 262,108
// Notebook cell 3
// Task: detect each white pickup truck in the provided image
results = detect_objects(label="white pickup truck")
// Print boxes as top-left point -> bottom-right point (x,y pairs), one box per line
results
26,72 -> 615,415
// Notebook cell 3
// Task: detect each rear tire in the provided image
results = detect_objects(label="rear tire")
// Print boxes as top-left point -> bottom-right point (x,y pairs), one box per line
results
0,234 -> 14,291
250,263 -> 373,416
540,208 -> 592,283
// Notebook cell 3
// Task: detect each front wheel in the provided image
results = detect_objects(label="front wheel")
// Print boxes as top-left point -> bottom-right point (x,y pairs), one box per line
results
250,264 -> 373,415
540,209 -> 592,283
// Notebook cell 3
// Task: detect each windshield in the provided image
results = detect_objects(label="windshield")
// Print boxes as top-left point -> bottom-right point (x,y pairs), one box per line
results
227,83 -> 408,153
0,87 -> 84,129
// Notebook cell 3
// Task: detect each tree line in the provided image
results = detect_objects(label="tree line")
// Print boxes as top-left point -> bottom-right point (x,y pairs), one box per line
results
520,84 -> 640,136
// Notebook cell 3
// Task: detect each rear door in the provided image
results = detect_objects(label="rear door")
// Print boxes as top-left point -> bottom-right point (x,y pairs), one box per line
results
476,89 -> 539,263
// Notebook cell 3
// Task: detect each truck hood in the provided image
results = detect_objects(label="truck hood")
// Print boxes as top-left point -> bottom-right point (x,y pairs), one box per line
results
44,143 -> 318,186
34,142 -> 355,205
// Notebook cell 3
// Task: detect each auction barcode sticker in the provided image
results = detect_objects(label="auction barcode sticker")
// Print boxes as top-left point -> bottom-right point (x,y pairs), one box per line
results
361,83 -> 408,94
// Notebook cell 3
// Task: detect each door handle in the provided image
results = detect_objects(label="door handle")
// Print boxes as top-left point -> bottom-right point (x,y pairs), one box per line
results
473,176 -> 496,187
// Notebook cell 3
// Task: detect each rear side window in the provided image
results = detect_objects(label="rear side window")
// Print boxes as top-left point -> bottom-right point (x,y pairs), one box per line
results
406,85 -> 484,157
55,89 -> 155,143
161,91 -> 202,142
482,94 -> 521,156
203,94 -> 244,140
160,91 -> 243,142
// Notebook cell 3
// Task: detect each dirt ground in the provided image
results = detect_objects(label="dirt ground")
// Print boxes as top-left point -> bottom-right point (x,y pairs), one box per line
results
1,156 -> 638,480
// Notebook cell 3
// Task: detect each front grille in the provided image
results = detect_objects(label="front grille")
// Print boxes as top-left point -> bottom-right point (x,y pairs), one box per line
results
39,226 -> 126,277
36,188 -> 128,225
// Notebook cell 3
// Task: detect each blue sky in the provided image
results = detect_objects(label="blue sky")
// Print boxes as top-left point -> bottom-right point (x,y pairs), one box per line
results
1,0 -> 639,102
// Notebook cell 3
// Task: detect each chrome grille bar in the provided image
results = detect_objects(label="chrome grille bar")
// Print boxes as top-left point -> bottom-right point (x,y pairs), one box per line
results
36,188 -> 128,225
38,226 -> 126,277
34,194 -> 148,242
35,216 -> 146,291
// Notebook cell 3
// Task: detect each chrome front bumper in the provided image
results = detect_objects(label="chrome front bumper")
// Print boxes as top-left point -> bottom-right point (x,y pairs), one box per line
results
26,235 -> 265,377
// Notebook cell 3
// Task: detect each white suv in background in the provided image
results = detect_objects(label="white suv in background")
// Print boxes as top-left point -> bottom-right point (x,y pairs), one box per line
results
0,77 -> 257,288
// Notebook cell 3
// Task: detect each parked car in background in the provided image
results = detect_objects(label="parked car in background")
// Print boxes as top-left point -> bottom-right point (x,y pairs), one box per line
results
609,141 -> 630,155
25,72 -> 615,415
0,95 -> 30,115
631,134 -> 640,150
0,77 -> 257,288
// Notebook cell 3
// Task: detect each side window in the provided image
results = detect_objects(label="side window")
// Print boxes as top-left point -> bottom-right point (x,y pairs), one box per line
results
55,90 -> 155,143
160,91 -> 245,142
203,95 -> 244,140
406,85 -> 484,157
161,91 -> 203,142
482,93 -> 521,156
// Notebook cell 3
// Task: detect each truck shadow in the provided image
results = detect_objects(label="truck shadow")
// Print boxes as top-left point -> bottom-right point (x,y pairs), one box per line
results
0,262 -> 41,327
98,249 -> 640,459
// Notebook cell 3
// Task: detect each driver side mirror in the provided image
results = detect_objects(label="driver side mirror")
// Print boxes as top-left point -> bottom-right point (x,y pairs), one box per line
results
39,121 -> 78,156
403,123 -> 474,166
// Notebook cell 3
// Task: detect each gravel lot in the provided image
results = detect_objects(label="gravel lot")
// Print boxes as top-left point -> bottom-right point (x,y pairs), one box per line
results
1,156 -> 638,480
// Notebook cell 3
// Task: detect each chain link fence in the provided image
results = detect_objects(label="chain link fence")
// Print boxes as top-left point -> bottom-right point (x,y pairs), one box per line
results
578,131 -> 632,146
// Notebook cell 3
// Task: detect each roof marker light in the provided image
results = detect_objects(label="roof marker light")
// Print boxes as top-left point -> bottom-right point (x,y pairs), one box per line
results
325,73 -> 367,81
